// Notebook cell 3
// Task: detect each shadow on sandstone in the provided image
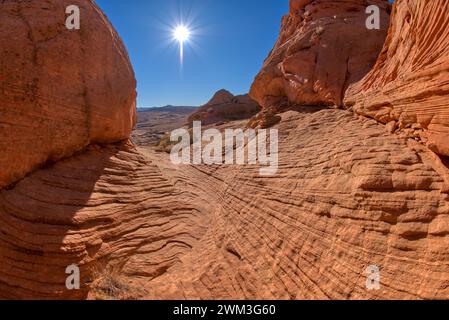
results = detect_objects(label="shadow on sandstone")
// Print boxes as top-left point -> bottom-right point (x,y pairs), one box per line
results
0,142 -> 127,299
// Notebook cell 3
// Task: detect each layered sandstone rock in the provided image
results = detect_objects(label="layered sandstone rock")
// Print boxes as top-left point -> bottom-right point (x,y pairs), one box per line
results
345,0 -> 449,157
137,1 -> 449,299
0,0 -> 136,189
132,0 -> 449,300
0,0 -> 145,299
249,0 -> 390,112
0,142 -> 209,299
188,90 -> 260,126
145,108 -> 449,300
2,0 -> 449,301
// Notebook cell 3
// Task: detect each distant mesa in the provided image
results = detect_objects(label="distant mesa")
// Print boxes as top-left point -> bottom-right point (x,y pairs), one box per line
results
188,89 -> 261,126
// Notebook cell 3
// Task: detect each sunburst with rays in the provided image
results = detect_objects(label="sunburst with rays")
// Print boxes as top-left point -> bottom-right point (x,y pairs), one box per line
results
173,25 -> 191,66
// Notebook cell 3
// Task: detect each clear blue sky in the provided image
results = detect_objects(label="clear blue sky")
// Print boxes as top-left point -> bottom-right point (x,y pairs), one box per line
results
95,0 -> 289,108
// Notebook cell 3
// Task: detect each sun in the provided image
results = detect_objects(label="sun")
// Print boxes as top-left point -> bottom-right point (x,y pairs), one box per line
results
173,25 -> 190,43
170,23 -> 195,67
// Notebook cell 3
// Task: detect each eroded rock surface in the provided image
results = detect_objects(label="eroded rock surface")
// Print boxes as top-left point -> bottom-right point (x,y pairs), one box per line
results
249,0 -> 390,112
345,0 -> 449,157
144,109 -> 449,300
2,0 -> 449,301
0,0 -> 142,299
0,0 -> 136,189
0,142 -> 209,299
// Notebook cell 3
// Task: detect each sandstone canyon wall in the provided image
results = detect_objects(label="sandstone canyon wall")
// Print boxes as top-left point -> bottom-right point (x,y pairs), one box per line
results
139,0 -> 449,299
0,0 -> 136,189
0,0 -> 205,299
1,0 -> 449,301
345,0 -> 449,157
146,109 -> 449,300
249,0 -> 390,112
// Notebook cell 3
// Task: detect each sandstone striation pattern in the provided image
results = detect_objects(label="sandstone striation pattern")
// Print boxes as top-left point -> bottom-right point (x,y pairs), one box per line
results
345,0 -> 449,157
0,142 -> 209,299
0,0 -> 136,189
2,0 -> 449,301
144,108 -> 449,300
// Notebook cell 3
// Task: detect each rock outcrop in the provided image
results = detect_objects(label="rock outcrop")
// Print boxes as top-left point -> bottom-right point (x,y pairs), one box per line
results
345,0 -> 449,157
0,0 -> 149,299
249,0 -> 390,113
0,142 -> 209,299
188,90 -> 260,126
2,0 -> 449,301
136,0 -> 449,299
144,108 -> 449,300
0,0 -> 136,189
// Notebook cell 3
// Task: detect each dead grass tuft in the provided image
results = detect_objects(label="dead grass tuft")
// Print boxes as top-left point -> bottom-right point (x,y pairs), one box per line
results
89,264 -> 147,300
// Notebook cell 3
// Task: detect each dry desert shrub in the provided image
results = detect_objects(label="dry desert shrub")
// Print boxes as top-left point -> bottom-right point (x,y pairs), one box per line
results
89,263 -> 147,300
156,128 -> 194,153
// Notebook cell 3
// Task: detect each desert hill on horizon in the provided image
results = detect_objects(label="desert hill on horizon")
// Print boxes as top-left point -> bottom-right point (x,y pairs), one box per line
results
0,0 -> 449,302
132,89 -> 259,147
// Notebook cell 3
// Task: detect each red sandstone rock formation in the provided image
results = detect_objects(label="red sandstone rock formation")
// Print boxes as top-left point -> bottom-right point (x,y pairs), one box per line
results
145,109 -> 449,300
0,0 -> 143,299
139,0 -> 449,299
0,0 -> 207,299
188,89 -> 260,126
2,0 -> 449,301
0,0 -> 136,189
0,142 -> 209,299
249,0 -> 390,112
345,0 -> 449,157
